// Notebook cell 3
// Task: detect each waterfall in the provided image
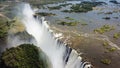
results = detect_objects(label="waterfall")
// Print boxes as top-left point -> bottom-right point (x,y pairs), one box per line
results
11,3 -> 91,68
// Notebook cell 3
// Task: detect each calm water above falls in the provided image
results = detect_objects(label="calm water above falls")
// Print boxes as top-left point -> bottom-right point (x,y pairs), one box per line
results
38,0 -> 120,48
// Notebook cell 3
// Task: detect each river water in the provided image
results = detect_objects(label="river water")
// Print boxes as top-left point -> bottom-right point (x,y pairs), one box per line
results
37,0 -> 120,48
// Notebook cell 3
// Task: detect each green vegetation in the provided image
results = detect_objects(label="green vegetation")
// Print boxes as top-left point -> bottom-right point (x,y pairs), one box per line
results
0,24 -> 8,39
62,10 -> 72,13
103,41 -> 117,52
65,17 -> 74,20
59,3 -> 72,7
1,44 -> 49,68
0,16 -> 9,39
36,12 -> 56,16
81,23 -> 88,26
62,1 -> 105,13
103,42 -> 109,46
101,58 -> 111,65
107,47 -> 117,52
70,2 -> 93,12
36,5 -> 46,9
113,32 -> 120,39
94,25 -> 115,34
102,41 -> 117,52
0,16 -> 26,40
58,21 -> 78,26
48,6 -> 62,10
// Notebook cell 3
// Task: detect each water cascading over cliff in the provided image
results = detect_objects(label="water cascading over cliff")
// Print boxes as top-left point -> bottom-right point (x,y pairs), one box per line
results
9,3 -> 91,68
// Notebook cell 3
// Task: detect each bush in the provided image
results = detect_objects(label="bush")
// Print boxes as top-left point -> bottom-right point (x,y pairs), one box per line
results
94,25 -> 115,34
101,58 -> 111,65
48,6 -> 61,10
107,47 -> 117,52
65,17 -> 74,20
58,21 -> 78,26
59,3 -> 72,7
81,23 -> 88,26
113,32 -> 120,39
103,42 -> 109,46
36,12 -> 56,16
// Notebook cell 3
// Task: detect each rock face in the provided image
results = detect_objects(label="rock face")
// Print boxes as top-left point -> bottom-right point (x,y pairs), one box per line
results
1,44 -> 49,68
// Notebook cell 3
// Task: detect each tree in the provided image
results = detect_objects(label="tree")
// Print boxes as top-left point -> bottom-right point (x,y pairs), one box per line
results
1,44 -> 49,68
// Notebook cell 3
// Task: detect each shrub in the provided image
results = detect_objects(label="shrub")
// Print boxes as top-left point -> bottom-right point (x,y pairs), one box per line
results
36,12 -> 56,16
113,32 -> 120,39
107,47 -> 117,52
101,58 -> 111,65
65,17 -> 74,20
48,6 -> 61,10
58,21 -> 78,26
94,25 -> 115,34
103,42 -> 109,46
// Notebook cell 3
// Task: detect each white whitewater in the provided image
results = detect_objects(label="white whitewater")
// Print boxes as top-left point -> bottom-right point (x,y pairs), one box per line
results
15,3 -> 91,68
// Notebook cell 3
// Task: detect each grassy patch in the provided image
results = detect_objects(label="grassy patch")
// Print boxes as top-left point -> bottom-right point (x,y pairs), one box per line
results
94,25 -> 115,34
48,6 -> 62,10
101,58 -> 111,65
58,21 -> 78,26
103,41 -> 117,52
81,23 -> 88,26
107,47 -> 117,52
113,32 -> 120,39
36,12 -> 56,16
103,42 -> 109,46
106,47 -> 117,52
65,17 -> 74,20
59,3 -> 72,7
62,10 -> 72,13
